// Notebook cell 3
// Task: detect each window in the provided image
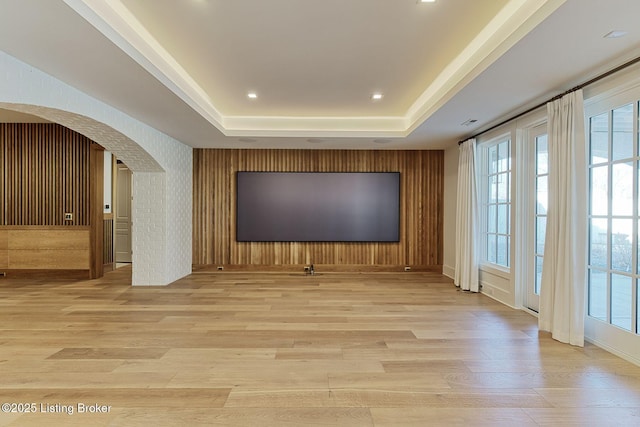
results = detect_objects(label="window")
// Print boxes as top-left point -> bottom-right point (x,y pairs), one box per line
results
534,133 -> 548,296
588,102 -> 638,334
481,137 -> 511,268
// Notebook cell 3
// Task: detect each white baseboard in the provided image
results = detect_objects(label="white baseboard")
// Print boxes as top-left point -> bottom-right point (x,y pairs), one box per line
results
585,337 -> 640,368
479,281 -> 517,309
442,264 -> 455,279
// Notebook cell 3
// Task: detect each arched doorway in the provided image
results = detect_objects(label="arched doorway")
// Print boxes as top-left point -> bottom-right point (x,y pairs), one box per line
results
1,51 -> 192,285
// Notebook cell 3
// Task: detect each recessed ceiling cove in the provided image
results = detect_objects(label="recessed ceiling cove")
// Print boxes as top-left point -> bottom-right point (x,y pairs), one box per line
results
64,0 -> 560,137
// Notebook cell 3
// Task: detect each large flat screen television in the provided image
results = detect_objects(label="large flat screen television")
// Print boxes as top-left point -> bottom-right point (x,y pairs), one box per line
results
236,172 -> 400,242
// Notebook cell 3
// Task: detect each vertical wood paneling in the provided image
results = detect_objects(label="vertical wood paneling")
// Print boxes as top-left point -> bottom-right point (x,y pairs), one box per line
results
103,217 -> 114,265
0,127 -> 5,225
0,123 -> 91,226
193,149 -> 444,269
89,143 -> 104,279
0,123 -> 104,279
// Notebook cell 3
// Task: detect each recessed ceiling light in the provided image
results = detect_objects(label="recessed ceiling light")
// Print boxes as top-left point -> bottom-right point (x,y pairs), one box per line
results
417,0 -> 436,3
371,93 -> 383,101
604,30 -> 628,39
247,92 -> 258,99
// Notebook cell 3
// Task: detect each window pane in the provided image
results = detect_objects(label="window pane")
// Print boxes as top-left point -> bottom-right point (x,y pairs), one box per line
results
588,269 -> 607,320
611,274 -> 632,331
590,165 -> 608,216
536,176 -> 548,215
497,235 -> 509,266
590,112 -> 609,164
536,216 -> 547,255
487,234 -> 497,264
498,141 -> 509,172
497,173 -> 509,202
589,218 -> 608,268
488,175 -> 497,203
487,204 -> 496,233
612,162 -> 633,216
536,135 -> 548,174
612,104 -> 633,161
535,256 -> 543,295
497,204 -> 508,234
488,145 -> 498,174
611,219 -> 632,273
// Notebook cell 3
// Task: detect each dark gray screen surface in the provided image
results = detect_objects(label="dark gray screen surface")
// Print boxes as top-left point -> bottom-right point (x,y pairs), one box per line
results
236,172 -> 400,242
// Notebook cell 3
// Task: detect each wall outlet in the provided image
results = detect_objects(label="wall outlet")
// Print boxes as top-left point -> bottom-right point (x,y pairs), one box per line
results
404,266 -> 411,271
64,213 -> 73,221
217,266 -> 224,271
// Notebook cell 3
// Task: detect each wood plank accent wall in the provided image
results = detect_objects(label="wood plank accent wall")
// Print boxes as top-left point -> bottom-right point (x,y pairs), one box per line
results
103,216 -> 114,265
0,129 -> 4,225
0,123 -> 91,226
0,123 -> 103,278
193,149 -> 444,270
89,143 -> 104,278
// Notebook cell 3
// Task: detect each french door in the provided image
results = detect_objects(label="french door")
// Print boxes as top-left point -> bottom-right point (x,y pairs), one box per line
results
585,89 -> 640,360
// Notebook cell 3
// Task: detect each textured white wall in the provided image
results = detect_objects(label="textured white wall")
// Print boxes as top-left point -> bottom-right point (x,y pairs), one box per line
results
0,51 -> 192,285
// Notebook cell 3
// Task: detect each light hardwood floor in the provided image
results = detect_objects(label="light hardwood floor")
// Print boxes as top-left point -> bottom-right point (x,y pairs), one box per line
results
1,267 -> 639,426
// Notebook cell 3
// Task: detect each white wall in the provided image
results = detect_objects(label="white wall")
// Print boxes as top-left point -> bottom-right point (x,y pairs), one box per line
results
0,51 -> 192,286
104,151 -> 112,213
442,145 -> 459,279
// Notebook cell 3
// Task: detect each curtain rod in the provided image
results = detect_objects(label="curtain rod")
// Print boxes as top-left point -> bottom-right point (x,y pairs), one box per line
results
458,55 -> 640,145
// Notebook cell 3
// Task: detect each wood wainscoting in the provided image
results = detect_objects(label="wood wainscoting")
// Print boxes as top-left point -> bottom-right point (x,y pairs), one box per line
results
0,226 -> 91,278
193,149 -> 444,271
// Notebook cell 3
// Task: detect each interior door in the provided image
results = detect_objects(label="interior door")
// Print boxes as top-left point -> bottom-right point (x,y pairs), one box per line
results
115,162 -> 132,263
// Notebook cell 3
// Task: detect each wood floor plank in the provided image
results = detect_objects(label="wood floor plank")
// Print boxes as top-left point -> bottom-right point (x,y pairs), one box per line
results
167,371 -> 332,391
371,408 -> 538,427
330,388 -> 552,408
533,387 -> 640,407
47,348 -> 169,360
0,388 -> 230,408
522,407 -> 640,427
328,372 -> 452,391
106,407 -> 374,427
224,389 -> 336,408
443,372 -> 640,390
1,268 -> 639,425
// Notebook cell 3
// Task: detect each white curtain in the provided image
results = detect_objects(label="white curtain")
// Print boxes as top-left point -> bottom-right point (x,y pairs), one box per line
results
539,90 -> 587,346
455,138 -> 479,292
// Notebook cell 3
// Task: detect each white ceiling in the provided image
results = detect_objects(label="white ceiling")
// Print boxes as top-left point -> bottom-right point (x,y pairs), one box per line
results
1,0 -> 639,150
